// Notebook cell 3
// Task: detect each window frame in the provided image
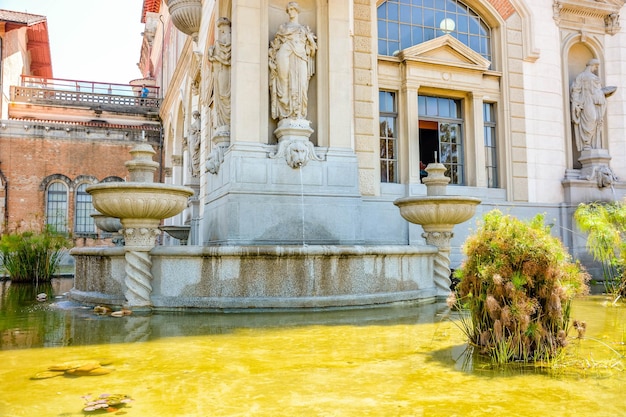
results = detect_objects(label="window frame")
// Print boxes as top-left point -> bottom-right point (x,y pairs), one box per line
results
379,90 -> 399,184
483,102 -> 498,188
418,95 -> 465,185
45,181 -> 69,234
375,0 -> 506,192
74,183 -> 96,237
377,0 -> 492,63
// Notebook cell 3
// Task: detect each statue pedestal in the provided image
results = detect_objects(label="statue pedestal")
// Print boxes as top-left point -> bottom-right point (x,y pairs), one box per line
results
206,129 -> 230,174
270,118 -> 322,168
575,148 -> 618,189
213,125 -> 230,143
562,147 -> 622,204
579,148 -> 612,180
274,118 -> 313,141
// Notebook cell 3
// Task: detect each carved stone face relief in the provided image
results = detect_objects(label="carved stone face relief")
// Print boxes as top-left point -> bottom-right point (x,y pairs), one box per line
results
285,140 -> 309,168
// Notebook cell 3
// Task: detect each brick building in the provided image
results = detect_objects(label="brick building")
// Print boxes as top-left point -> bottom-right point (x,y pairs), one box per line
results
0,10 -> 162,244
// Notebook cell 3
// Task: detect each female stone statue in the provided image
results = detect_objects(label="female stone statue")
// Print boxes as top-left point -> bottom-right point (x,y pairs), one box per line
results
188,110 -> 201,177
269,2 -> 317,121
570,59 -> 616,151
208,17 -> 232,130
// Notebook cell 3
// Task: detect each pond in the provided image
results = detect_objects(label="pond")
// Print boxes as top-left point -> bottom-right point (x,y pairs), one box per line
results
0,279 -> 624,416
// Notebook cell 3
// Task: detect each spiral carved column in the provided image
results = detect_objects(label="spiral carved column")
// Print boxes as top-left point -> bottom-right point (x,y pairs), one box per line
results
122,226 -> 161,309
422,231 -> 454,297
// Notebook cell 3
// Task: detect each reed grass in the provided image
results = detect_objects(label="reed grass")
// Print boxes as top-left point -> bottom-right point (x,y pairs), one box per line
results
454,210 -> 590,363
0,227 -> 71,283
574,201 -> 626,299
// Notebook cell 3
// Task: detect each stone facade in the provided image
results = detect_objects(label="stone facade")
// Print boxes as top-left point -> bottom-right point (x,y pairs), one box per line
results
141,0 -> 626,278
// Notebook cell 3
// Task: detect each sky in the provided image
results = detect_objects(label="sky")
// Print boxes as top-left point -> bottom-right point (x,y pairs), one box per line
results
2,0 -> 145,85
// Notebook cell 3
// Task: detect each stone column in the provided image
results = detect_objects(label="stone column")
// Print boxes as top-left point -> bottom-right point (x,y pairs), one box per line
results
121,222 -> 161,309
471,93 -> 487,187
230,1 -> 266,144
422,231 -> 454,298
326,1 -> 352,149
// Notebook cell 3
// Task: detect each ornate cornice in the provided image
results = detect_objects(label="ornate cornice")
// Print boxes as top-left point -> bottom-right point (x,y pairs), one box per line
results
553,0 -> 625,35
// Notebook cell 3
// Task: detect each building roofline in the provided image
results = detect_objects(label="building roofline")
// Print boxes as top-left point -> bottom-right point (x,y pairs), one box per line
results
0,9 -> 47,25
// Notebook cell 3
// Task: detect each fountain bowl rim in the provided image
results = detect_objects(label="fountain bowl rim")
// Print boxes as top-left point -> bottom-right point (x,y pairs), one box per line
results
86,182 -> 195,197
393,195 -> 481,207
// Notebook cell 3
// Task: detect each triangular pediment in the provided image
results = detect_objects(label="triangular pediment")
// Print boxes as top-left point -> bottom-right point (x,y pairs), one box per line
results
398,34 -> 490,71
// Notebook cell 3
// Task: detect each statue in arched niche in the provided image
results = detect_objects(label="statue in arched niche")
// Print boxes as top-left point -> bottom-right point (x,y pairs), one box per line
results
207,17 -> 232,132
570,59 -> 616,151
269,2 -> 317,121
188,110 -> 201,177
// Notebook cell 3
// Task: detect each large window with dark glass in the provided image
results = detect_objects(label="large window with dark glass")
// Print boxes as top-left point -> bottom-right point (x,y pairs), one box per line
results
377,0 -> 491,63
483,102 -> 498,188
46,182 -> 68,233
74,183 -> 96,235
418,95 -> 464,185
380,91 -> 398,183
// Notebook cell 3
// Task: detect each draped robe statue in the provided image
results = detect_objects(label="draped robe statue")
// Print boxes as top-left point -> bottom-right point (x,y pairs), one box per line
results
570,59 -> 616,151
269,2 -> 317,121
188,110 -> 201,177
208,17 -> 232,131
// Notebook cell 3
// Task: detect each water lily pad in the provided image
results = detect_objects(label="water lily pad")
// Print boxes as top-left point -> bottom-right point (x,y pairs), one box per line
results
30,370 -> 64,380
49,360 -> 100,371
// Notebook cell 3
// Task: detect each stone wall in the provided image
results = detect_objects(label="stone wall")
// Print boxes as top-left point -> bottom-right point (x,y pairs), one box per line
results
0,121 -> 161,235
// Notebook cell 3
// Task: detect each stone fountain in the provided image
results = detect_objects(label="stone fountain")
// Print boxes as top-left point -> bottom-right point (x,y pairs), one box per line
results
71,155 -> 480,311
394,163 -> 480,298
84,144 -> 194,310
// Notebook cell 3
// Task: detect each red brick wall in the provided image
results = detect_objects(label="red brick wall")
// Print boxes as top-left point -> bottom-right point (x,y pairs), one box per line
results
0,134 -> 160,236
487,0 -> 515,20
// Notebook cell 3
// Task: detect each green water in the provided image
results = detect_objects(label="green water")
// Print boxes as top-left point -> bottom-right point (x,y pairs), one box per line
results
0,279 -> 624,417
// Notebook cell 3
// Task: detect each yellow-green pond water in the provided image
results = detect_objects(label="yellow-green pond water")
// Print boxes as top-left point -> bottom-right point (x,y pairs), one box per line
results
0,279 -> 624,417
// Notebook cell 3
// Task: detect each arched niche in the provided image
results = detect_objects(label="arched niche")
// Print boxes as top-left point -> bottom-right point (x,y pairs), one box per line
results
565,39 -> 602,169
174,102 -> 186,185
267,0 -> 318,145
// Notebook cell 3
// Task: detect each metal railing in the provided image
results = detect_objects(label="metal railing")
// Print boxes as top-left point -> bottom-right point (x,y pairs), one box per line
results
13,76 -> 160,109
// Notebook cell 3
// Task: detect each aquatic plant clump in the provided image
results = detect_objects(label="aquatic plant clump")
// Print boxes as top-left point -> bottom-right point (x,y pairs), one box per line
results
0,226 -> 71,283
574,201 -> 626,298
454,210 -> 589,363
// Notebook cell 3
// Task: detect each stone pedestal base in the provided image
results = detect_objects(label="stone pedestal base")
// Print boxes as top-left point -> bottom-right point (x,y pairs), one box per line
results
270,118 -> 322,168
578,148 -> 617,188
206,129 -> 230,174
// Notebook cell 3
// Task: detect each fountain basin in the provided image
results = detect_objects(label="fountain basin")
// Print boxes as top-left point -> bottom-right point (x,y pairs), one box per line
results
91,213 -> 123,233
394,195 -> 480,232
86,183 -> 194,225
159,225 -> 190,241
70,244 -> 439,310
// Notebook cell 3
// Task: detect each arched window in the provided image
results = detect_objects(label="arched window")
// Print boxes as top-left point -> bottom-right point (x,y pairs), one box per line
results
377,0 -> 491,62
376,0 -> 504,191
46,182 -> 68,233
74,183 -> 96,236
